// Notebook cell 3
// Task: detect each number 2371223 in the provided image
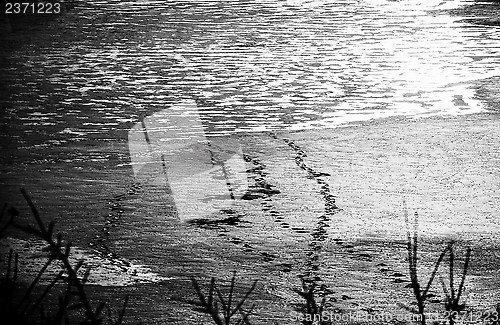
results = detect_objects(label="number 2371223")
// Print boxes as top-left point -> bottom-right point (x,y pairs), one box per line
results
5,2 -> 61,14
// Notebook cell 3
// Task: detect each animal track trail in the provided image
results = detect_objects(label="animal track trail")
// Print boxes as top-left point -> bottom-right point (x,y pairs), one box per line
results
187,153 -> 285,264
242,154 -> 289,230
281,136 -> 340,218
265,133 -> 338,287
276,134 -> 409,289
91,182 -> 144,259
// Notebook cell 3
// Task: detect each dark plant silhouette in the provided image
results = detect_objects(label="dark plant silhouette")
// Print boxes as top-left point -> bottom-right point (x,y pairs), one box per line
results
190,271 -> 256,325
0,188 -> 132,325
292,277 -> 331,325
405,203 -> 450,325
440,242 -> 472,325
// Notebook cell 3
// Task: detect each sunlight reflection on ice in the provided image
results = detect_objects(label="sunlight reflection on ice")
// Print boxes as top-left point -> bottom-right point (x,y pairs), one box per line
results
3,0 -> 499,140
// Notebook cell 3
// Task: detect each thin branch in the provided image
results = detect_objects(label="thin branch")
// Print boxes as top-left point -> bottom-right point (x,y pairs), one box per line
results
456,248 -> 471,303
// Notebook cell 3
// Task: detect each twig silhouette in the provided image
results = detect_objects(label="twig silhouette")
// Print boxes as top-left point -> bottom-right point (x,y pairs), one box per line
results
190,271 -> 256,325
405,201 -> 450,325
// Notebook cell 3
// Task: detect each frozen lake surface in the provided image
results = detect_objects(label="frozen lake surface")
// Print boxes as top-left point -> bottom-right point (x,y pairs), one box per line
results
0,1 -> 499,324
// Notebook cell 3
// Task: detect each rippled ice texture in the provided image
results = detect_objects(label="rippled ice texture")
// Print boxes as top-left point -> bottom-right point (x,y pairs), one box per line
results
1,0 -> 499,142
